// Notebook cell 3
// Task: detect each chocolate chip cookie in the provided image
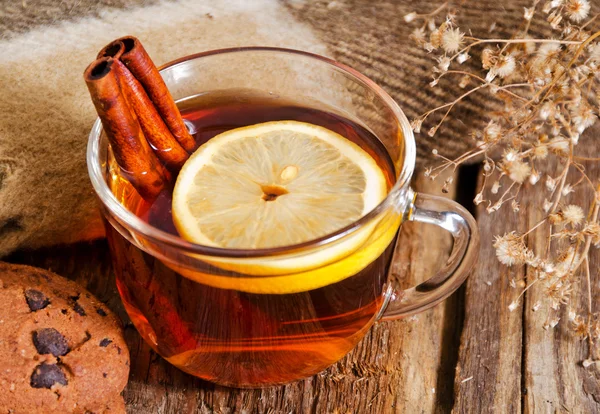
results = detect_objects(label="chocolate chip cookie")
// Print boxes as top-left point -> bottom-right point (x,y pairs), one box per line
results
0,262 -> 129,413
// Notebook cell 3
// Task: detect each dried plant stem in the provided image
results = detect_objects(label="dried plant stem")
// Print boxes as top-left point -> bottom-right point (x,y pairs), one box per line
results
408,1 -> 600,358
522,218 -> 548,236
451,37 -> 583,61
550,161 -> 571,213
574,201 -> 600,269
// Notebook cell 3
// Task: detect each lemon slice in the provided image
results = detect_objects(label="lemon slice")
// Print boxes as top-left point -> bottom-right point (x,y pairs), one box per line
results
170,120 -> 399,294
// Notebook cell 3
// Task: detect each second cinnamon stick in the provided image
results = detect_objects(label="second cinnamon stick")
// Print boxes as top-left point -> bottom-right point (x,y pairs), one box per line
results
84,57 -> 168,201
98,40 -> 190,171
103,36 -> 197,153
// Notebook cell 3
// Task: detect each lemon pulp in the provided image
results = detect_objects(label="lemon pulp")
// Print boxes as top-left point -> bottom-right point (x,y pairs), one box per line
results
170,120 -> 400,294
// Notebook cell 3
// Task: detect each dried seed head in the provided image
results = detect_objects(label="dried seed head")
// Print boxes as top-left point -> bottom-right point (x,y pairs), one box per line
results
459,74 -> 471,88
494,232 -> 532,266
481,48 -> 497,69
548,138 -> 569,154
410,118 -> 423,133
571,104 -> 597,133
410,28 -> 427,46
494,54 -> 516,78
562,205 -> 585,225
548,11 -> 563,29
546,176 -> 557,192
484,121 -> 502,142
539,102 -> 555,120
437,56 -> 451,72
404,12 -> 418,23
564,0 -> 590,22
503,149 -> 519,162
430,29 -> 443,49
529,172 -> 541,185
537,42 -> 562,63
506,160 -> 531,184
491,181 -> 501,194
561,184 -> 574,196
571,315 -> 589,339
582,222 -> 600,246
533,145 -> 549,160
589,43 -> 600,63
457,52 -> 470,64
441,28 -> 464,53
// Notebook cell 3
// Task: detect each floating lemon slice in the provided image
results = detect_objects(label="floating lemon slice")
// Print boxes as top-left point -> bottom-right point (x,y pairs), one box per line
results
171,120 -> 400,294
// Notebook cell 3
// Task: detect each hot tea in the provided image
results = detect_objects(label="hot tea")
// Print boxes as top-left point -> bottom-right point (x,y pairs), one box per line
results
106,90 -> 401,386
89,44 -> 478,389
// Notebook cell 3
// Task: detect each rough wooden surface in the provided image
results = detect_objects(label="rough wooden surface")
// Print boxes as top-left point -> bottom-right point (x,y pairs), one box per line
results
452,170 -> 525,414
6,175 -> 460,413
7,151 -> 600,412
452,143 -> 600,413
520,142 -> 600,413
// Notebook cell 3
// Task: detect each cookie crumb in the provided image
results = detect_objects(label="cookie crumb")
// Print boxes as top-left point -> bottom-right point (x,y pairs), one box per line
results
25,289 -> 50,311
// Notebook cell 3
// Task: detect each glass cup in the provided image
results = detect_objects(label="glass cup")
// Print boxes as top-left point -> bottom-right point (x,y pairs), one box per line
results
87,47 -> 479,388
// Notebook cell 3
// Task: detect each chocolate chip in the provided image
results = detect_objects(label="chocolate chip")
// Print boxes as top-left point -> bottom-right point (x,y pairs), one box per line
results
30,363 -> 67,388
61,309 -> 68,315
99,338 -> 112,347
33,328 -> 69,357
96,308 -> 107,317
102,373 -> 108,378
24,289 -> 49,311
72,301 -> 86,316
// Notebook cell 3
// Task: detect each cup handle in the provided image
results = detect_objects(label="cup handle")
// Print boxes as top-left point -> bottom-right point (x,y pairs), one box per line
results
380,189 -> 480,320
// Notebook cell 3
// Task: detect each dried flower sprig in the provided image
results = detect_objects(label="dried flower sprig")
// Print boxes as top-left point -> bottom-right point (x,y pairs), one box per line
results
407,0 -> 600,363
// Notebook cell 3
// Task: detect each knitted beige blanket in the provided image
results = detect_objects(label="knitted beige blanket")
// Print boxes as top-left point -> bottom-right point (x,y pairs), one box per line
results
0,0 -> 535,255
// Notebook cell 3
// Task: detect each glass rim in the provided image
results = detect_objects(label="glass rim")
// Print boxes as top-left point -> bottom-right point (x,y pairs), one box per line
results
87,46 -> 416,258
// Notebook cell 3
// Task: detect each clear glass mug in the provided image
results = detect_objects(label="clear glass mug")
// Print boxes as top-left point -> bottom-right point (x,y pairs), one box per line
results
87,47 -> 479,388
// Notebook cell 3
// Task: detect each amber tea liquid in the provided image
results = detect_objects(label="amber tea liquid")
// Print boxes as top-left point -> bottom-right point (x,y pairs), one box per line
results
107,90 -> 398,386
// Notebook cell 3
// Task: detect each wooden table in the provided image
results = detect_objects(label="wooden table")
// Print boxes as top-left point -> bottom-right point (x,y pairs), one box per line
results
8,148 -> 600,413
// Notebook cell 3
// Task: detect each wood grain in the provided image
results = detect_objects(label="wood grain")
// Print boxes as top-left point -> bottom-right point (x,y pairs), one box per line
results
6,176 -> 461,413
452,185 -> 525,413
521,141 -> 600,413
453,133 -> 600,413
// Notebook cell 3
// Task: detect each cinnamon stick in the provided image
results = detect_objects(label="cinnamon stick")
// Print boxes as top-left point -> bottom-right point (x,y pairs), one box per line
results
101,36 -> 196,153
84,57 -> 168,201
98,40 -> 190,171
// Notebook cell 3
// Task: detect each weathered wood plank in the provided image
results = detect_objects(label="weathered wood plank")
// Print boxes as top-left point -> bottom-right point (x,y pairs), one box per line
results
521,142 -> 600,413
453,173 -> 524,413
5,175 -> 461,413
454,138 -> 600,413
389,172 -> 460,414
